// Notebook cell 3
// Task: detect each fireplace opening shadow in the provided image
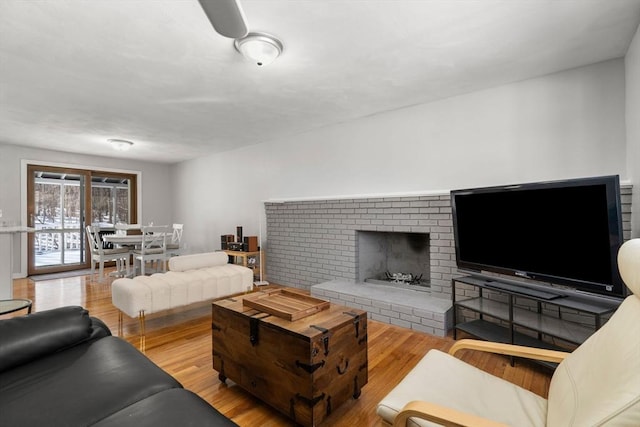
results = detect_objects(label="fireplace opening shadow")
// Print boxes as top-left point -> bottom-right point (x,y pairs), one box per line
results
357,231 -> 431,288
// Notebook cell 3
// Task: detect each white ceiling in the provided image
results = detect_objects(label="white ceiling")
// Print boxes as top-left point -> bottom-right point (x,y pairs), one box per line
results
1,0 -> 640,164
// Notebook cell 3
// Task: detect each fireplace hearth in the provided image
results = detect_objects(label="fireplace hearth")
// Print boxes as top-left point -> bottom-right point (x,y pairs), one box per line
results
311,279 -> 451,336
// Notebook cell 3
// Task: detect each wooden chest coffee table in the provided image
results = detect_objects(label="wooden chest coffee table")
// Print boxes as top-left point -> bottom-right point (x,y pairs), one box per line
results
212,288 -> 368,427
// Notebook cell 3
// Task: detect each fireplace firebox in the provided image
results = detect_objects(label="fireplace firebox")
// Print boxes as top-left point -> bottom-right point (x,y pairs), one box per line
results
357,231 -> 430,290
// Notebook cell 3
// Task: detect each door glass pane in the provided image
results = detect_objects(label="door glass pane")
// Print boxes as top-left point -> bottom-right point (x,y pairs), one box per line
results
63,182 -> 83,264
33,173 -> 85,268
116,186 -> 130,223
34,232 -> 61,266
91,186 -> 114,227
91,176 -> 131,227
34,181 -> 61,267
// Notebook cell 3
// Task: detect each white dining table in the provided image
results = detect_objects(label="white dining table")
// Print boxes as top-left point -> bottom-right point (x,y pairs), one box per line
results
103,232 -> 168,243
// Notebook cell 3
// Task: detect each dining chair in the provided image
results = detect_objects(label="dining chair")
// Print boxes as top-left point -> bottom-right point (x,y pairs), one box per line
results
132,225 -> 168,276
85,225 -> 130,281
167,223 -> 184,257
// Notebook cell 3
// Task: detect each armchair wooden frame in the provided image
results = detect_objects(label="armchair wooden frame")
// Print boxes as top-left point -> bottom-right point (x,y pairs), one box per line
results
390,339 -> 570,427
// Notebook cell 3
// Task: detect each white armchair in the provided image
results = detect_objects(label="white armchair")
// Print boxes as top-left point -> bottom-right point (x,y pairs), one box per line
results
378,238 -> 640,427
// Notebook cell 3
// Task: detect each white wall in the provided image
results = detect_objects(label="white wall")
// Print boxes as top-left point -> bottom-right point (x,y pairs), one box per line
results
626,24 -> 640,238
0,144 -> 173,276
171,152 -> 268,254
173,58 -> 628,253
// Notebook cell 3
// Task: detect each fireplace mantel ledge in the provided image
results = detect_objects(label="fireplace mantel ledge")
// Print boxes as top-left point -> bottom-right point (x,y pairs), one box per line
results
264,189 -> 449,204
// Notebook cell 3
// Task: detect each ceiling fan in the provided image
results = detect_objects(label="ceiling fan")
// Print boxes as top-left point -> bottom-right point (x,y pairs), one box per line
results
197,0 -> 283,66
197,0 -> 248,39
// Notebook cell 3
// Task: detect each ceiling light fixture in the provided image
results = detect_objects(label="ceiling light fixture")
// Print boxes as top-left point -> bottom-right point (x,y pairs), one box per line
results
108,139 -> 134,151
234,32 -> 283,66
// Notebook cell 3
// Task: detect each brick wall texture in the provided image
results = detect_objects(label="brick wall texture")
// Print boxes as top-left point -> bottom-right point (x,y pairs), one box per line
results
265,194 -> 454,297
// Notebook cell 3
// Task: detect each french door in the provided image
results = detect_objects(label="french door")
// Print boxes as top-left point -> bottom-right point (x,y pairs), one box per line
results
27,165 -> 137,275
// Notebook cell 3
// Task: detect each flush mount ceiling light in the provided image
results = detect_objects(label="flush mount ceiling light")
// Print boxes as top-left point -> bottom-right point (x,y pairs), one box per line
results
108,139 -> 134,151
234,32 -> 283,66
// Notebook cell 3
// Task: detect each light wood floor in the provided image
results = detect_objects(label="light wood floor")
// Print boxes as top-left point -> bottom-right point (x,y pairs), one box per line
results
5,270 -> 553,426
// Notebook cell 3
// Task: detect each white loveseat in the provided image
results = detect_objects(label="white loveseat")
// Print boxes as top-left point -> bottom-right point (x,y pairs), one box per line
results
112,251 -> 253,348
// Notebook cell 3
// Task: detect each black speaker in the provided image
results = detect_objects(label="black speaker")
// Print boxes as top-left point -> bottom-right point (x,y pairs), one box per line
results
228,242 -> 245,251
244,236 -> 258,252
221,234 -> 234,249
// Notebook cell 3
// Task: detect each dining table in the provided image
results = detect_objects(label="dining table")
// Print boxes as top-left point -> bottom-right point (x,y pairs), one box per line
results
102,231 -> 169,247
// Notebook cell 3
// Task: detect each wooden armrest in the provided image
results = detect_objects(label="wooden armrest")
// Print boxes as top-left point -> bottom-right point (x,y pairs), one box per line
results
392,400 -> 509,427
449,339 -> 570,363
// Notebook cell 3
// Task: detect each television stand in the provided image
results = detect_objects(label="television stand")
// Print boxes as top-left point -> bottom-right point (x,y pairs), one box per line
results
483,280 -> 564,300
452,275 -> 621,369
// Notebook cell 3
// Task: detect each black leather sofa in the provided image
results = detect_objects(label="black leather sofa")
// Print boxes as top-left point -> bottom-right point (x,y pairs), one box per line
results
0,306 -> 237,427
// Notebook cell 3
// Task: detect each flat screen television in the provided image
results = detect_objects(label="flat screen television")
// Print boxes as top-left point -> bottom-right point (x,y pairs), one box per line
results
451,175 -> 625,298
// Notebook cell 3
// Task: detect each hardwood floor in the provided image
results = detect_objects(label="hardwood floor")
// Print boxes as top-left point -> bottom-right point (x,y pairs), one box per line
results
5,270 -> 553,426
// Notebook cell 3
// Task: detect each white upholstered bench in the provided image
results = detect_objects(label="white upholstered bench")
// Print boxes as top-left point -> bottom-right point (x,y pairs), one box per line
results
111,251 -> 253,349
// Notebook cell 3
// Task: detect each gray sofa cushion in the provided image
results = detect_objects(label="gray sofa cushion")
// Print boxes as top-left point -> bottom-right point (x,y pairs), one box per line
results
92,389 -> 239,427
0,305 -> 109,373
0,336 -> 181,426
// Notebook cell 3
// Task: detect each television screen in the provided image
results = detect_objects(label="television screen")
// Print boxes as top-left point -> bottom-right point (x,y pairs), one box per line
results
451,175 -> 625,297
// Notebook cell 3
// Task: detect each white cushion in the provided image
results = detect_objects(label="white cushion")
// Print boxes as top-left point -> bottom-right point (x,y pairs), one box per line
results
112,278 -> 152,317
547,295 -> 640,426
376,349 -> 547,427
168,251 -> 228,272
103,247 -> 130,255
618,239 -> 640,296
149,272 -> 189,308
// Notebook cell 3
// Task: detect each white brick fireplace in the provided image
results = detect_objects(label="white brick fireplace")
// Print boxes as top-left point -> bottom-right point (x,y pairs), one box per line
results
265,194 -> 456,297
264,194 -> 456,336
